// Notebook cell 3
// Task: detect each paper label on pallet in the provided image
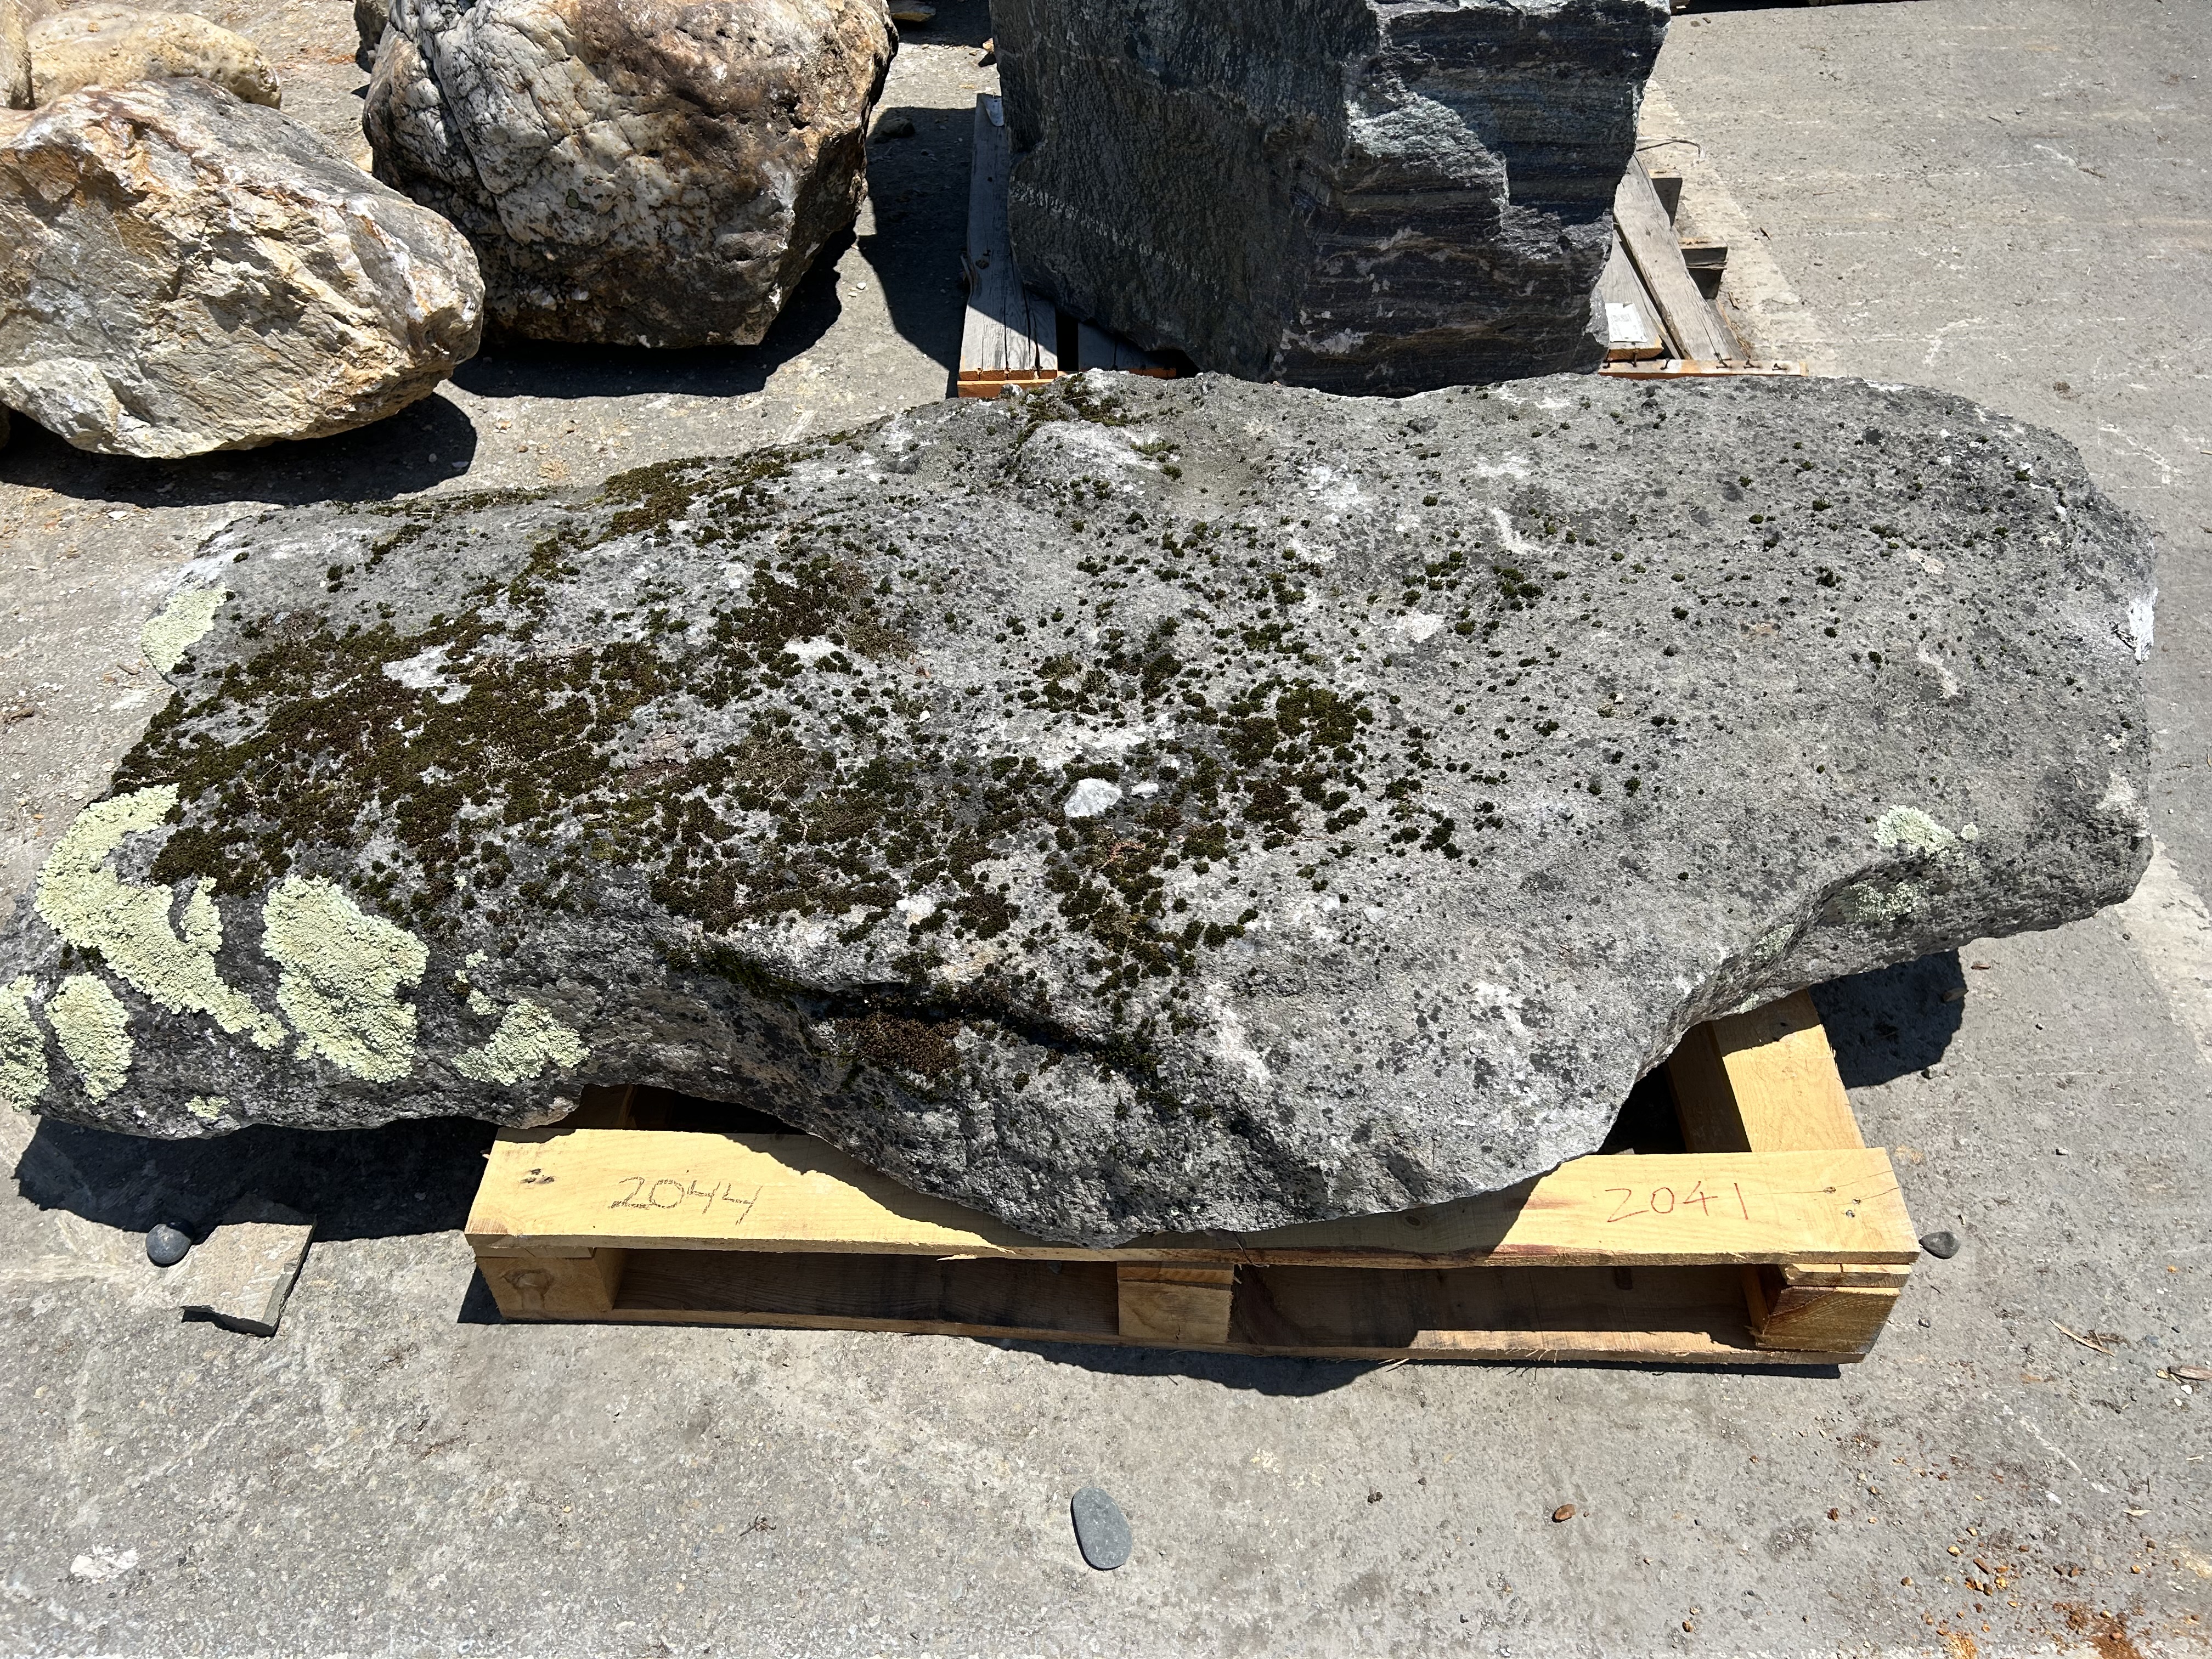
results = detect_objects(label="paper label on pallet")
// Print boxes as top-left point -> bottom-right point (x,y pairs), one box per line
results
1606,302 -> 1652,347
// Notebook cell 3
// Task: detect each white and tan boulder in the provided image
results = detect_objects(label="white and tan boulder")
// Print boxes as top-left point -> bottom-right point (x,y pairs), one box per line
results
364,0 -> 893,347
27,3 -> 281,108
0,78 -> 482,456
2,0 -> 31,109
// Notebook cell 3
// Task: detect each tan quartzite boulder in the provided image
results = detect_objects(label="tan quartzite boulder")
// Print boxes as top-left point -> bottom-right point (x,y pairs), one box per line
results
0,79 -> 482,457
2,0 -> 30,110
365,0 -> 893,347
27,3 -> 281,108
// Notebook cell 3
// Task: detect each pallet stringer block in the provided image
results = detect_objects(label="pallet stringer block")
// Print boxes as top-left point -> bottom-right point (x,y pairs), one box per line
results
1666,989 -> 1906,1353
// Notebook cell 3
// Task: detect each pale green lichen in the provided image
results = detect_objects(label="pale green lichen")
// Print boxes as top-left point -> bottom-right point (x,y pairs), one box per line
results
185,1094 -> 229,1121
48,974 -> 132,1101
35,788 -> 284,1048
177,882 -> 221,955
1874,806 -> 1958,856
454,996 -> 588,1084
140,586 -> 225,676
261,876 -> 427,1082
1,977 -> 49,1110
1831,879 -> 1930,926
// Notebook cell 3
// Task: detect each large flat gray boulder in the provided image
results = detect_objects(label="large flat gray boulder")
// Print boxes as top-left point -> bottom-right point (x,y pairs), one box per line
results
363,0 -> 893,347
0,373 -> 2152,1244
0,80 -> 481,457
994,0 -> 1672,394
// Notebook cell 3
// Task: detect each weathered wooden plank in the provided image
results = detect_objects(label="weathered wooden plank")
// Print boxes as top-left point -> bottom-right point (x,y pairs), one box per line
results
467,1126 -> 1916,1270
1595,241 -> 1667,360
1117,1263 -> 1236,1343
958,93 -> 1058,394
1613,154 -> 1742,364
479,1249 -> 628,1319
1599,359 -> 1808,380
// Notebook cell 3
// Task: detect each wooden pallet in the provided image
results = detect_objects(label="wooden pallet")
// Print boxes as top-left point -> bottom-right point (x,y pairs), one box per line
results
1598,156 -> 1807,379
957,95 -> 1176,398
467,990 -> 1917,1365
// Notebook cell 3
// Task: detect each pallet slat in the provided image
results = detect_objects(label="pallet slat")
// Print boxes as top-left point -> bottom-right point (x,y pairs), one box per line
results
957,94 -> 1058,396
1595,242 -> 1667,361
469,1132 -> 1912,1272
1613,154 -> 1742,364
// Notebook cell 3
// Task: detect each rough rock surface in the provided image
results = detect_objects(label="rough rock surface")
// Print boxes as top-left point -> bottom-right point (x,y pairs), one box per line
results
0,80 -> 482,457
364,0 -> 893,347
994,0 -> 1671,394
0,373 -> 2153,1244
27,4 -> 281,108
2,0 -> 29,109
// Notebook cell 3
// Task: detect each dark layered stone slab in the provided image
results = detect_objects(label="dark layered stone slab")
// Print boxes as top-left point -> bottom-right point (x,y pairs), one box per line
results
993,0 -> 1672,392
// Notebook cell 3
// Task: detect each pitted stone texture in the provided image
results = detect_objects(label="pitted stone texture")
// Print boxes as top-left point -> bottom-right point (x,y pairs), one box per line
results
27,4 -> 282,109
0,80 -> 482,457
0,374 -> 2152,1243
364,0 -> 893,347
994,0 -> 1671,394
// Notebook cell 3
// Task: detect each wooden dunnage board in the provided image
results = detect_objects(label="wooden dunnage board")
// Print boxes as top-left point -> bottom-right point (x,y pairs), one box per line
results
1612,154 -> 1743,365
957,94 -> 1059,397
469,992 -> 1918,1365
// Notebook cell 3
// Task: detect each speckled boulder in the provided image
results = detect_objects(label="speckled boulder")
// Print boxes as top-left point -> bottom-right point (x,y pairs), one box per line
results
363,0 -> 892,346
0,373 -> 2153,1243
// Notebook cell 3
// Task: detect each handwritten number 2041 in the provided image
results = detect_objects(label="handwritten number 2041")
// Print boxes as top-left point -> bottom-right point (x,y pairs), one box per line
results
1604,1181 -> 1750,1223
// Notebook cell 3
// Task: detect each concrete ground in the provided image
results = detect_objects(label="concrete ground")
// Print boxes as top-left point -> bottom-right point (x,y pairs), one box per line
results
2,0 -> 2207,1653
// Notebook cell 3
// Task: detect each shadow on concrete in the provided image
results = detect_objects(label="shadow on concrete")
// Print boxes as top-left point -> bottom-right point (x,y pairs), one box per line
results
856,103 -> 980,395
0,389 -> 478,509
453,229 -> 850,402
1809,950 -> 1966,1088
12,1113 -> 495,1245
997,1340 -> 1840,1391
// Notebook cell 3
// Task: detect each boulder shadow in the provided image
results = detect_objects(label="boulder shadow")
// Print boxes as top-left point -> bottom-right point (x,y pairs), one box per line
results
1808,949 -> 1966,1087
857,102 -> 984,390
451,229 -> 849,403
0,389 -> 478,510
12,1113 -> 495,1246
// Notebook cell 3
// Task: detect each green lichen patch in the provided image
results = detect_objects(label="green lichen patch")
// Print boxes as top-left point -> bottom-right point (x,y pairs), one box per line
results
140,586 -> 227,676
454,996 -> 588,1084
262,876 -> 427,1082
48,973 -> 132,1101
35,788 -> 283,1047
0,977 -> 48,1111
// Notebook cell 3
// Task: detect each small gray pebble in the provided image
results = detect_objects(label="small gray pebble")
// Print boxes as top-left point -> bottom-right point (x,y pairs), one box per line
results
1918,1229 -> 1960,1260
873,114 -> 916,142
146,1224 -> 191,1267
1070,1485 -> 1131,1571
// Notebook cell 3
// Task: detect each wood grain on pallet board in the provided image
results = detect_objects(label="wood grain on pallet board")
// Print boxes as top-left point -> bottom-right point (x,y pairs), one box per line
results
1596,242 -> 1668,360
1614,154 -> 1743,364
469,1129 -> 1914,1271
958,94 -> 1058,394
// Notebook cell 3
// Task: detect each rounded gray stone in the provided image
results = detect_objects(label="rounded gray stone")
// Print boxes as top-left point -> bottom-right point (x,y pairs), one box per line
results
145,1223 -> 191,1266
1070,1486 -> 1130,1571
1918,1229 -> 1961,1260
